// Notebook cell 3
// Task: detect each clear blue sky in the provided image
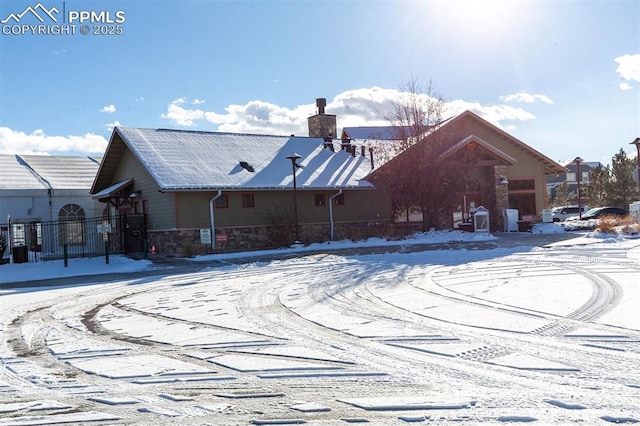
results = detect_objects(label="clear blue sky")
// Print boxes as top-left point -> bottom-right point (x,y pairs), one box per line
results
1,0 -> 638,165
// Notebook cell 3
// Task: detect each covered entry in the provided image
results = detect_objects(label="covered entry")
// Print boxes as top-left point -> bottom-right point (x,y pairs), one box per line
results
446,136 -> 516,232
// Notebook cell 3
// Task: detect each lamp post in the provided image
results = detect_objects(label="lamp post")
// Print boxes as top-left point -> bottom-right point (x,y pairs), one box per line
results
573,156 -> 584,219
631,137 -> 640,199
286,152 -> 302,243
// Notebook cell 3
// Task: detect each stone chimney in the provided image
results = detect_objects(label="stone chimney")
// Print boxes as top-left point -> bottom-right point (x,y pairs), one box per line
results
307,98 -> 337,139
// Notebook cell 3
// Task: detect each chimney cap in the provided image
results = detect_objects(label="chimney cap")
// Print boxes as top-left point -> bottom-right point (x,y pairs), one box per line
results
316,98 -> 326,114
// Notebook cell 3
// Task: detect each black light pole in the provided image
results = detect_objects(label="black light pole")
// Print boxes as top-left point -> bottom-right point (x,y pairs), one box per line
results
631,137 -> 640,199
574,156 -> 584,219
286,152 -> 302,243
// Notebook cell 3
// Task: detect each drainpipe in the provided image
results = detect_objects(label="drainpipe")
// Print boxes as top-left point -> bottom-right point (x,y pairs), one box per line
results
329,189 -> 343,240
209,190 -> 222,243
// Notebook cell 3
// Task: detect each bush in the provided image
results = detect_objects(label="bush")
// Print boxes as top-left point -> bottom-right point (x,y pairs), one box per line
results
597,215 -> 639,235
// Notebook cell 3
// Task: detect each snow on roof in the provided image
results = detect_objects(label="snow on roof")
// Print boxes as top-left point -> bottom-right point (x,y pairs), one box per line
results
116,128 -> 374,190
18,155 -> 101,189
0,154 -> 47,190
92,178 -> 133,199
342,126 -> 403,140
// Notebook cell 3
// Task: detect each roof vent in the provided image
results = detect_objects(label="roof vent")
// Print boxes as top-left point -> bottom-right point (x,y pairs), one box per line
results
239,161 -> 255,172
316,98 -> 326,115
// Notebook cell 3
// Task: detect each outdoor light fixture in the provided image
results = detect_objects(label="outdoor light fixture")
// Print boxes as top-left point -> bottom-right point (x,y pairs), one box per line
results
128,190 -> 141,199
499,177 -> 509,185
286,152 -> 302,243
573,156 -> 584,219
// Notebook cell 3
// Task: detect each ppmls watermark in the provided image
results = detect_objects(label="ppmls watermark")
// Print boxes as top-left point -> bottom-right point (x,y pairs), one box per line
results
1,2 -> 126,36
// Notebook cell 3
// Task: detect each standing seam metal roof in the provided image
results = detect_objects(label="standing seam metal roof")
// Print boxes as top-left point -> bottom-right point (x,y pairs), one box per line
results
115,127 -> 375,190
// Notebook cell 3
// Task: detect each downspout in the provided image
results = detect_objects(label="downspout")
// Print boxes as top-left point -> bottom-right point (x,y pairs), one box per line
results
329,189 -> 343,241
209,190 -> 222,244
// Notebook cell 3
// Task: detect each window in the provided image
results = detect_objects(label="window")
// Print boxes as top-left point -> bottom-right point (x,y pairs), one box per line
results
314,193 -> 326,206
59,204 -> 86,245
508,179 -> 535,191
507,179 -> 536,217
241,193 -> 255,208
566,172 -> 576,183
215,194 -> 229,208
581,171 -> 589,182
509,193 -> 536,217
333,193 -> 345,206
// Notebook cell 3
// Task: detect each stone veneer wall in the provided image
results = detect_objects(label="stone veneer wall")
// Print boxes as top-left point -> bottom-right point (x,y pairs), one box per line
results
147,221 -> 399,257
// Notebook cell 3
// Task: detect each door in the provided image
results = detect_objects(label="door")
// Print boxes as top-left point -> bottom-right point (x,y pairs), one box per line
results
120,213 -> 147,254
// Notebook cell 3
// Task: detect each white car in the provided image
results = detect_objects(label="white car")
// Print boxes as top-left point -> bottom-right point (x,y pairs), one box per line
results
551,205 -> 588,222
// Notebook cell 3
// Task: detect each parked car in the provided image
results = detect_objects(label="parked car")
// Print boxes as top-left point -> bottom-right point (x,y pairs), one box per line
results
551,205 -> 588,222
565,206 -> 628,221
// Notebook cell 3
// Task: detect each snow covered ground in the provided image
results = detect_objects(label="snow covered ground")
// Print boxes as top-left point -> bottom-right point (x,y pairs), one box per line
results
1,224 -> 639,425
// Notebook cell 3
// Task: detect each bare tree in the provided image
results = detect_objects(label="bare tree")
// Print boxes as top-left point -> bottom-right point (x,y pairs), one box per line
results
374,78 -> 446,164
374,78 -> 472,231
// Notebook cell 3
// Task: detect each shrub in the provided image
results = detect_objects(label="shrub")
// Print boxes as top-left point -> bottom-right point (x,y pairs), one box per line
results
597,215 -> 638,235
597,215 -> 621,234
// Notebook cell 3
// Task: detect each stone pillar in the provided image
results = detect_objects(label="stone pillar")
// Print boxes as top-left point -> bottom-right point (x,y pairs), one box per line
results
494,165 -> 509,232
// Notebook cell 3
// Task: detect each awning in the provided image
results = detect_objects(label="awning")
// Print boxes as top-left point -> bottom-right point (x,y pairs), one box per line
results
92,178 -> 133,200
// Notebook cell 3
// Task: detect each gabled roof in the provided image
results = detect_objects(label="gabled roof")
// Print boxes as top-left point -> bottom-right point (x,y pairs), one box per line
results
365,110 -> 565,179
440,135 -> 517,165
450,111 -> 565,174
92,127 -> 375,193
0,154 -> 100,191
341,126 -> 404,140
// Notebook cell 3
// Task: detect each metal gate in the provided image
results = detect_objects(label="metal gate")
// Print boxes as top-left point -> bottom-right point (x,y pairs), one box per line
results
120,213 -> 147,254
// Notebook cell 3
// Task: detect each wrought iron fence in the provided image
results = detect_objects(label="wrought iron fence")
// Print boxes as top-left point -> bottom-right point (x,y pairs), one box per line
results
0,214 -> 146,263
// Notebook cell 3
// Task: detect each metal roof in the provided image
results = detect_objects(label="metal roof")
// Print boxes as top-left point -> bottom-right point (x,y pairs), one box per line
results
0,154 -> 100,191
95,128 -> 375,192
342,126 -> 403,140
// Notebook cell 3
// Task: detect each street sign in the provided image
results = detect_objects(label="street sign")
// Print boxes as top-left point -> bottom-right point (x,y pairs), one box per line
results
96,223 -> 111,233
216,234 -> 228,243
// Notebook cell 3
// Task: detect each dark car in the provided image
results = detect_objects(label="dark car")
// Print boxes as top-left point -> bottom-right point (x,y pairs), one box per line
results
576,207 -> 628,220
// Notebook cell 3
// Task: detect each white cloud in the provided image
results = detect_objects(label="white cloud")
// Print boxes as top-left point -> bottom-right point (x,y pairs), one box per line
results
105,120 -> 121,131
446,100 -> 536,128
161,88 -> 539,136
500,92 -> 553,104
191,99 -> 205,105
161,99 -> 206,126
615,53 -> 640,84
619,82 -> 633,91
100,104 -> 116,113
0,127 -> 107,155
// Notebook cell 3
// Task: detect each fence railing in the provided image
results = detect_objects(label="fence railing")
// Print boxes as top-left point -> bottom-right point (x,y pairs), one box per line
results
0,214 -> 146,263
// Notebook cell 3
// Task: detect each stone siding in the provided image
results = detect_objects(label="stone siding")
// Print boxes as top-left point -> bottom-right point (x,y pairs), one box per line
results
147,221 -> 400,257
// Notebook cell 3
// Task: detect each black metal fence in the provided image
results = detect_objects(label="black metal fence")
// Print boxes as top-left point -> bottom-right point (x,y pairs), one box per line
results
0,214 -> 146,263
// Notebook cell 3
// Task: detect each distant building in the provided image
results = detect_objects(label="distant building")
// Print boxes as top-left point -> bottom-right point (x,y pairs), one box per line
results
0,154 -> 102,258
546,160 -> 603,204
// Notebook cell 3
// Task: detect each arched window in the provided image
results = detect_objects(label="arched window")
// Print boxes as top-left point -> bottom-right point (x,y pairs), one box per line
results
59,204 -> 85,221
59,204 -> 86,245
